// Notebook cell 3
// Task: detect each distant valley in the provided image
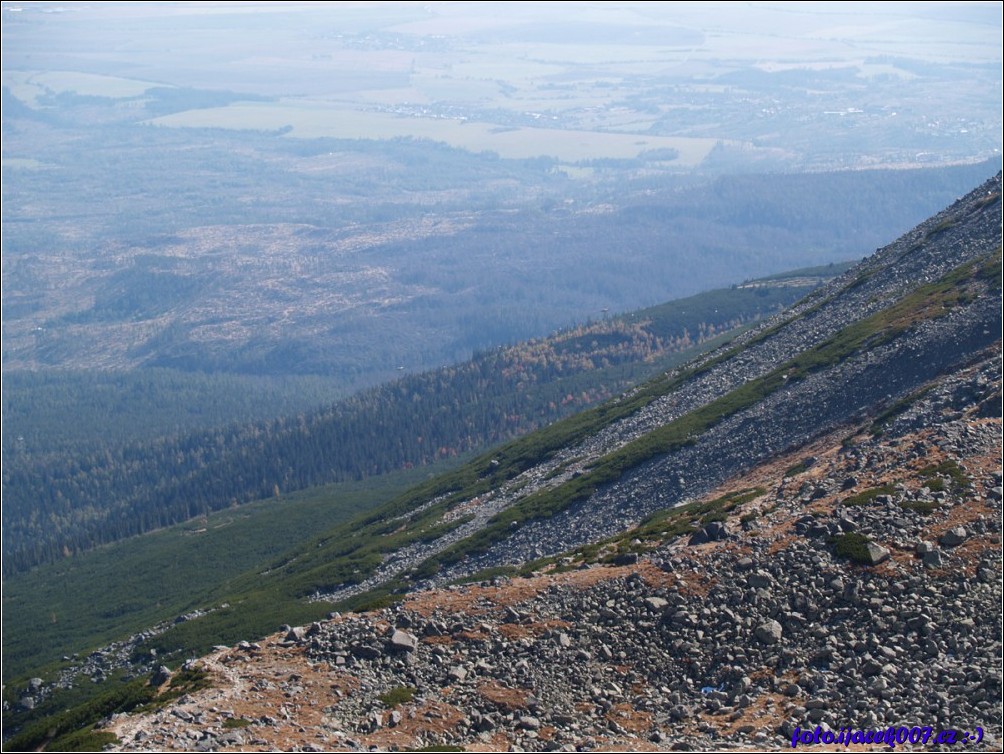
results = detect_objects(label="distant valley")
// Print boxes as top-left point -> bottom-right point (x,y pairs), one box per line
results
4,157 -> 997,380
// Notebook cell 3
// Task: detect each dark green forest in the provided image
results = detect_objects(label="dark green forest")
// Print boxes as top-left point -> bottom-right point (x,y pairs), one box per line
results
1,370 -> 348,455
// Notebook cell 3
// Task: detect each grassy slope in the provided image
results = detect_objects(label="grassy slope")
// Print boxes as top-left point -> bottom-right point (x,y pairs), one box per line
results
408,251 -> 1001,576
0,463 -> 458,683
4,271 -> 824,576
6,253 -> 993,682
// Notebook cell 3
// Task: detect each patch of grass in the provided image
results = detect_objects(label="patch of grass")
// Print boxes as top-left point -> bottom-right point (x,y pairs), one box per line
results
574,542 -> 605,562
2,465 -> 435,684
619,488 -> 765,546
700,510 -> 728,525
927,218 -> 958,237
784,459 -> 813,477
918,459 -> 970,490
378,686 -> 416,708
131,666 -> 215,714
45,727 -> 119,752
222,717 -> 253,729
843,484 -> 898,506
336,584 -> 406,614
830,532 -> 876,564
166,667 -> 212,696
137,590 -> 331,664
3,675 -> 155,753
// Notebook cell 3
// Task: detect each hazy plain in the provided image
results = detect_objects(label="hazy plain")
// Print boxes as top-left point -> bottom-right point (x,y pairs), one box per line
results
3,1 -> 1001,169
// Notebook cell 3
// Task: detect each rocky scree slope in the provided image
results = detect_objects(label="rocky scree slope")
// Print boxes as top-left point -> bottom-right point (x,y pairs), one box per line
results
93,174 -> 1003,751
105,345 -> 1001,752
308,173 -> 1002,602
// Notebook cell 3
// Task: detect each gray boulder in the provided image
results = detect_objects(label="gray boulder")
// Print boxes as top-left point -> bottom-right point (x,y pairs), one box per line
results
863,542 -> 891,565
922,549 -> 944,568
689,521 -> 729,545
754,620 -> 783,645
939,527 -> 967,547
387,629 -> 419,653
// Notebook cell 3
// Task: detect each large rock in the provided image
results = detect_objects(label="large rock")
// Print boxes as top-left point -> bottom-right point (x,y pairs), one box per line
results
863,542 -> 891,565
939,527 -> 968,547
705,521 -> 729,540
922,549 -> 944,568
387,629 -> 419,653
688,528 -> 711,546
754,620 -> 783,645
689,521 -> 729,545
352,644 -> 383,660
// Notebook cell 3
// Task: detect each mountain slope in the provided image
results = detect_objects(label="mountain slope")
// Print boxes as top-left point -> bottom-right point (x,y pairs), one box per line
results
100,349 -> 1002,752
4,173 -> 1001,751
244,172 -> 1001,611
97,172 -> 1000,652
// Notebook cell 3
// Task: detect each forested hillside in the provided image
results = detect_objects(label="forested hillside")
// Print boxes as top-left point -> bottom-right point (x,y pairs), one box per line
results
1,370 -> 348,456
2,274 -> 830,574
